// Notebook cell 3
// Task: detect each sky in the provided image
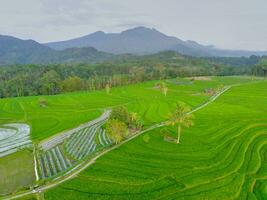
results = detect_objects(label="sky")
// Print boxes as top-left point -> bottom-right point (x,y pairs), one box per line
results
0,0 -> 267,51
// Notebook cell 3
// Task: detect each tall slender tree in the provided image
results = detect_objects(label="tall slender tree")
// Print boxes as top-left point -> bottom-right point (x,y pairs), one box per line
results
167,102 -> 194,144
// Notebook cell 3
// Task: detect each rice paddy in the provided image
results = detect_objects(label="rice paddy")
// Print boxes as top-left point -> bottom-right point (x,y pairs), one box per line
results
1,76 -> 267,199
43,77 -> 267,200
0,123 -> 31,158
0,150 -> 35,196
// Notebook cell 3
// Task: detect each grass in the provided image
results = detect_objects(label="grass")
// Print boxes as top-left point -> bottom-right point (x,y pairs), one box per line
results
0,76 -> 264,198
0,76 -> 255,142
42,77 -> 267,199
0,149 -> 35,196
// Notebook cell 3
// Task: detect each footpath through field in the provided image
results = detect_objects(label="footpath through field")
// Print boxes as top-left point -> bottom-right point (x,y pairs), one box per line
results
2,85 -> 232,200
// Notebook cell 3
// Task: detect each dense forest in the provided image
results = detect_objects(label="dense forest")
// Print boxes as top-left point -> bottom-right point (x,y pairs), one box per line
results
0,51 -> 266,98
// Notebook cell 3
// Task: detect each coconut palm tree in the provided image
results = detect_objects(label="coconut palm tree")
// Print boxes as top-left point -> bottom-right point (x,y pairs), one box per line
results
167,102 -> 194,144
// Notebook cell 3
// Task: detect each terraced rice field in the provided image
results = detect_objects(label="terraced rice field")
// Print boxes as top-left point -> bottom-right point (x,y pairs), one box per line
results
38,146 -> 72,179
0,123 -> 31,157
65,125 -> 98,160
98,128 -> 112,147
38,111 -> 112,179
44,79 -> 267,199
0,76 -> 265,199
0,77 -> 251,141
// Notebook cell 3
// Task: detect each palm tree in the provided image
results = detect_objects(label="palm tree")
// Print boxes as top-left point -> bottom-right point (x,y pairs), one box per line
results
167,102 -> 194,144
156,81 -> 168,96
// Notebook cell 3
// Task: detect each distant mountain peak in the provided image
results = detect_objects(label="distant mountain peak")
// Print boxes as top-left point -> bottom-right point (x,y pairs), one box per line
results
44,26 -> 267,57
91,30 -> 105,35
121,26 -> 163,36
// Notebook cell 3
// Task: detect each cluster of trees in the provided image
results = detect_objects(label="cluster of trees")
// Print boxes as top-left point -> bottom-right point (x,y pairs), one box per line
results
106,102 -> 194,145
0,52 -> 255,98
206,55 -> 261,68
251,57 -> 267,76
106,106 -> 143,144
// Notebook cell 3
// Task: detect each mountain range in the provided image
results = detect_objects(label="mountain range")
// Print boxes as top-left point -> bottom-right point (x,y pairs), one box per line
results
0,35 -> 113,65
0,26 -> 267,65
45,27 -> 267,57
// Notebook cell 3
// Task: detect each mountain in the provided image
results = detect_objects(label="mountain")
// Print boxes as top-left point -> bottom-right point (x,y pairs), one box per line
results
0,35 -> 52,64
171,40 -> 267,57
45,27 -> 183,55
45,27 -> 267,57
0,35 -> 114,65
1,28 -> 267,65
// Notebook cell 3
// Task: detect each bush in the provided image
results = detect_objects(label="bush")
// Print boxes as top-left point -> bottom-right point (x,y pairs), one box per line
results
110,106 -> 130,125
106,119 -> 129,144
39,98 -> 48,107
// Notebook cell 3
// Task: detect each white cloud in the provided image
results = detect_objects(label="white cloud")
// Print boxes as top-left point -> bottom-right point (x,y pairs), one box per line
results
0,0 -> 266,50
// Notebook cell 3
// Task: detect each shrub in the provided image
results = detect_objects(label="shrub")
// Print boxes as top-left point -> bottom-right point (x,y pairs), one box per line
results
106,119 -> 129,144
39,98 -> 48,107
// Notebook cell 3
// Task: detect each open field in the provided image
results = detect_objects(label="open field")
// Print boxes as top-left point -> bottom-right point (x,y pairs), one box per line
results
1,76 -> 265,199
0,150 -> 35,196
42,78 -> 267,199
0,76 -> 255,142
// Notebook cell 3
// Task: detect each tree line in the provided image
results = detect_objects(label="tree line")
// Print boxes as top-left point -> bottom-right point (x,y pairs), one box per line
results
0,54 -> 254,98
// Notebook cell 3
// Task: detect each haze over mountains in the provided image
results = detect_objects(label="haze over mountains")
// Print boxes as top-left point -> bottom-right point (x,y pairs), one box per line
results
0,26 -> 267,65
0,35 -> 113,65
45,27 -> 267,57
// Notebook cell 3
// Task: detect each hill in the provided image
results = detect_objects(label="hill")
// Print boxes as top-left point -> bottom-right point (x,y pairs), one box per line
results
0,35 -> 52,64
0,35 -> 114,65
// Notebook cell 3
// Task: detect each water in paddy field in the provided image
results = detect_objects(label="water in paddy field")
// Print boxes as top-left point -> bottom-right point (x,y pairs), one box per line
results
0,123 -> 32,158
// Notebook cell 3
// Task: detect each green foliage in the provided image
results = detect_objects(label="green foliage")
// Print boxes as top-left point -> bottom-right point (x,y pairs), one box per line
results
155,81 -> 168,96
38,97 -> 47,108
110,107 -> 143,130
167,102 -> 194,128
61,76 -> 84,92
39,70 -> 61,95
44,79 -> 267,200
110,106 -> 130,125
167,102 -> 194,143
252,57 -> 267,76
106,119 -> 128,144
0,51 -> 253,98
128,112 -> 143,130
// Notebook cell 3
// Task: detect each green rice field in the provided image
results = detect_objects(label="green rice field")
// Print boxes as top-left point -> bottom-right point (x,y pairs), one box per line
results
0,77 -> 252,141
0,150 -> 35,196
43,77 -> 267,200
1,76 -> 267,199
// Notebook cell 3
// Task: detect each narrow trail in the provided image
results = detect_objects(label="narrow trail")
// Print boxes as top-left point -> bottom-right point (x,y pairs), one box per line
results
2,86 -> 232,200
33,145 -> 39,182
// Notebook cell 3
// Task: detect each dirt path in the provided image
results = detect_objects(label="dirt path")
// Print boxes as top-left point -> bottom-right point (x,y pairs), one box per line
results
2,86 -> 231,200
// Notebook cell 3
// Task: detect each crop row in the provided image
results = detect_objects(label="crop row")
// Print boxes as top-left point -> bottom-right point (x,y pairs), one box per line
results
98,128 -> 113,146
65,125 -> 98,160
38,146 -> 72,178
